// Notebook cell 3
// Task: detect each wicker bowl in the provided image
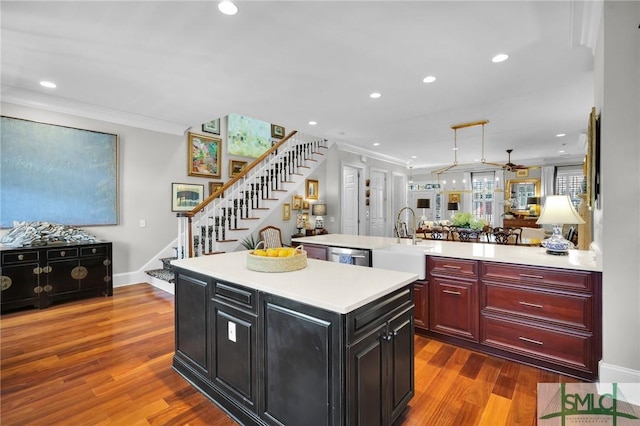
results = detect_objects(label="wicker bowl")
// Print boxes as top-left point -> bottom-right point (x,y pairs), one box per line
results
247,245 -> 307,273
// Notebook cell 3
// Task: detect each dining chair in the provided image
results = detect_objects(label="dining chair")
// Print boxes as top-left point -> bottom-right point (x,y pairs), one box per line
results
259,225 -> 289,248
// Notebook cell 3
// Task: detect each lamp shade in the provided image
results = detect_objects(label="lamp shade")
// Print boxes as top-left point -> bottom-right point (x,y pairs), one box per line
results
417,198 -> 430,209
527,197 -> 540,205
447,202 -> 459,211
536,195 -> 585,225
311,203 -> 326,216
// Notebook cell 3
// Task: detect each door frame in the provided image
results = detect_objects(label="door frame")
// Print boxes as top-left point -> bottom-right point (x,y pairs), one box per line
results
340,161 -> 364,235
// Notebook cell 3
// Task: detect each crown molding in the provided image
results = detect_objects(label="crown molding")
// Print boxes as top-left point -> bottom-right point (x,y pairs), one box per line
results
333,140 -> 411,167
1,86 -> 190,136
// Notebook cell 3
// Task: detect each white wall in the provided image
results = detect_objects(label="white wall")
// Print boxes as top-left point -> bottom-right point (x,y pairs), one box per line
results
597,1 -> 640,382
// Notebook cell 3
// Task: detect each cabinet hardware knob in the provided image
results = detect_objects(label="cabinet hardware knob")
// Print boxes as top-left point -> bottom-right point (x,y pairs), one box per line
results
43,284 -> 52,292
519,301 -> 543,309
71,266 -> 88,280
442,289 -> 461,296
33,286 -> 43,294
443,265 -> 461,270
92,248 -> 97,254
18,254 -> 24,261
33,267 -> 42,275
519,336 -> 543,346
60,251 -> 66,257
519,273 -> 544,279
43,266 -> 52,273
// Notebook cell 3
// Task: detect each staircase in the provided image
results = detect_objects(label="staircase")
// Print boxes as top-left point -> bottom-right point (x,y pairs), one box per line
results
145,256 -> 177,283
176,131 -> 329,259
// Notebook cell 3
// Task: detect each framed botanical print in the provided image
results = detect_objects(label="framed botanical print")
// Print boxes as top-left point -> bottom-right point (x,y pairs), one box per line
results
282,203 -> 291,220
202,118 -> 220,135
188,132 -> 221,178
292,195 -> 303,210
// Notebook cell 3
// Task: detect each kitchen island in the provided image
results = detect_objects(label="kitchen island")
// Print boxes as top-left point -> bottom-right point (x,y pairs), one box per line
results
171,251 -> 418,426
293,234 -> 602,380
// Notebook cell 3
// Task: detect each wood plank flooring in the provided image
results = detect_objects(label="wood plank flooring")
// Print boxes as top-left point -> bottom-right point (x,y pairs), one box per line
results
1,284 -> 576,425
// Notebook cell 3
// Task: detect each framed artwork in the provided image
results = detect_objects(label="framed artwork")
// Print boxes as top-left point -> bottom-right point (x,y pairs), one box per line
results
292,195 -> 303,210
209,181 -> 223,197
202,118 -> 220,135
172,183 -> 204,212
302,213 -> 309,224
306,179 -> 319,200
271,124 -> 285,139
227,113 -> 271,157
516,169 -> 529,178
282,203 -> 291,220
188,132 -> 221,178
0,116 -> 118,227
448,192 -> 461,203
229,160 -> 247,178
302,200 -> 310,210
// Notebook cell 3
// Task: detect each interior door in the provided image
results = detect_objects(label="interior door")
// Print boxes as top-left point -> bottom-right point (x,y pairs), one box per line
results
369,169 -> 387,237
342,164 -> 360,235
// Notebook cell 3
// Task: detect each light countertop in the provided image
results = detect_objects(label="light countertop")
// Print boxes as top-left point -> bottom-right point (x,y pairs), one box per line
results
293,234 -> 602,272
172,251 -> 417,314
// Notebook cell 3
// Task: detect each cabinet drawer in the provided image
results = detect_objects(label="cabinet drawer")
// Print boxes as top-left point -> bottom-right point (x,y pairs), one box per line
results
429,257 -> 478,278
481,314 -> 594,372
2,251 -> 39,264
482,262 -> 591,291
213,280 -> 258,314
347,286 -> 412,343
81,245 -> 109,257
482,283 -> 592,331
47,248 -> 79,259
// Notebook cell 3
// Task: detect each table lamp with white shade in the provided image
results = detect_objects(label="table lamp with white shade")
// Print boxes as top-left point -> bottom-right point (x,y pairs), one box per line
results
312,202 -> 327,229
536,195 -> 585,255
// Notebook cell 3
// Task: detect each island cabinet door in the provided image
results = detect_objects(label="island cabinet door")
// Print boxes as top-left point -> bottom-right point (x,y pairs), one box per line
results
347,305 -> 414,426
210,280 -> 259,414
412,279 -> 429,331
260,295 -> 342,426
174,269 -> 210,379
429,276 -> 479,342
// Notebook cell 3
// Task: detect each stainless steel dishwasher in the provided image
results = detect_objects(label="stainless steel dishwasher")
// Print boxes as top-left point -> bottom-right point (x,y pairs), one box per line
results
327,246 -> 371,267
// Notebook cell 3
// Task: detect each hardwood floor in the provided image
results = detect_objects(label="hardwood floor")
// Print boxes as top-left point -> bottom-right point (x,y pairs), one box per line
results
1,284 -> 575,425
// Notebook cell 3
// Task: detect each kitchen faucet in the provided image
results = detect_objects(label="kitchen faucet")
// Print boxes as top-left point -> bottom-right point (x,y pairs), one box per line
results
396,207 -> 417,245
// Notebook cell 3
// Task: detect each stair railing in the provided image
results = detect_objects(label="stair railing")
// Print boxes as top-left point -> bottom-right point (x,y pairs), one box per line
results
177,130 -> 327,258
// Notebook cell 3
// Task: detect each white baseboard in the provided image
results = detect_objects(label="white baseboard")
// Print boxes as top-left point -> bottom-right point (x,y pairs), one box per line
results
112,271 -> 174,295
599,361 -> 640,383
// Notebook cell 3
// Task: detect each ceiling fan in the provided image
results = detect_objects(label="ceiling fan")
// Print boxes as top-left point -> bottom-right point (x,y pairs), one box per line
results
500,149 -> 527,171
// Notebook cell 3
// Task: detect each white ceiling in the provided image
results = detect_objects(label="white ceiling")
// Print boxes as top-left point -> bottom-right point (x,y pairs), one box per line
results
1,1 -> 598,170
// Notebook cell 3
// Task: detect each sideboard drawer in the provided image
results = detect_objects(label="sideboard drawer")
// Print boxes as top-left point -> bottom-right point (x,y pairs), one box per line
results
482,282 -> 592,330
481,314 -> 593,372
2,251 -> 39,264
47,248 -> 79,260
81,245 -> 109,257
482,262 -> 591,291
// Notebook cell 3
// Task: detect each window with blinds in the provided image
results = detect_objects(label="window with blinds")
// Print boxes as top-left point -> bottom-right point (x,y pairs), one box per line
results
471,171 -> 496,225
555,165 -> 585,209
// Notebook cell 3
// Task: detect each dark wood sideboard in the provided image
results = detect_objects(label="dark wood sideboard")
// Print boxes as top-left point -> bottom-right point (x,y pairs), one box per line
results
1,241 -> 113,312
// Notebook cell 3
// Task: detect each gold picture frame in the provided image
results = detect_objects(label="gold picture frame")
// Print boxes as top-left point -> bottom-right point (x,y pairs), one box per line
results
292,195 -> 303,210
302,200 -> 310,210
188,132 -> 222,178
448,192 -> 461,203
271,124 -> 285,139
229,159 -> 247,178
306,179 -> 319,200
209,181 -> 223,197
282,203 -> 291,220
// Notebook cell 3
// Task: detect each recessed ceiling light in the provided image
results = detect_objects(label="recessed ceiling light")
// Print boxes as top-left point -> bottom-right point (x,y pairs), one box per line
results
556,133 -> 566,137
491,53 -> 509,63
40,81 -> 57,88
411,155 -> 417,159
558,150 -> 566,154
369,92 -> 381,99
373,142 -> 380,146
218,0 -> 238,15
422,76 -> 436,83
308,121 -> 317,126
453,147 -> 459,151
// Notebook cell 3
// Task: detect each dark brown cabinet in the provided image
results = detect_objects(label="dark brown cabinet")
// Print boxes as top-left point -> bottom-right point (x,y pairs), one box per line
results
172,267 -> 414,426
1,242 -> 112,312
412,279 -> 429,331
429,257 -> 479,342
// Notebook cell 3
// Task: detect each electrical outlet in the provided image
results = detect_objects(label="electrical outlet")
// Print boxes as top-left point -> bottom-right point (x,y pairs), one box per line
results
228,322 -> 236,342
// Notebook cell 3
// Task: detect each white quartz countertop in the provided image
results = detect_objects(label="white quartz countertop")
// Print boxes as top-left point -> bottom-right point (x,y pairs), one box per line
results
293,234 -> 602,272
172,251 -> 417,314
